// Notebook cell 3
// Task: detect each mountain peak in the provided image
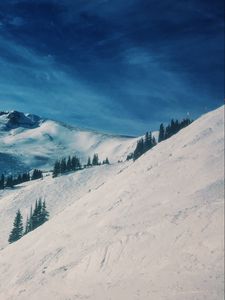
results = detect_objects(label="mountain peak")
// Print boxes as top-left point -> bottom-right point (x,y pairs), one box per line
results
0,110 -> 41,130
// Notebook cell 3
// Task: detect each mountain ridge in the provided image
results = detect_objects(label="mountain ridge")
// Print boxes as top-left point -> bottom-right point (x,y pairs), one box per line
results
0,110 -> 140,174
0,110 -> 136,137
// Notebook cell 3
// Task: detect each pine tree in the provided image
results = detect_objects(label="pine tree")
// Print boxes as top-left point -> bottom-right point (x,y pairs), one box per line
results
174,119 -> 179,134
40,200 -> 49,224
76,156 -> 81,170
31,169 -> 36,180
133,138 -> 144,160
8,210 -> 23,243
158,123 -> 165,142
71,156 -> 77,171
87,157 -> 92,167
52,160 -> 60,178
31,199 -> 43,229
164,124 -> 170,139
36,198 -> 43,227
60,158 -> 67,174
148,131 -> 153,150
71,156 -> 81,171
31,169 -> 43,180
92,154 -> 99,166
5,175 -> 13,188
66,156 -> 72,171
144,132 -> 151,151
22,172 -> 30,182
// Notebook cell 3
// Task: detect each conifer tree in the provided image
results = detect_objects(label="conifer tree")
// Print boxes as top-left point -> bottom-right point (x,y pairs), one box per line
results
27,199 -> 49,233
5,175 -> 13,188
53,160 -> 60,178
8,210 -> 23,243
158,123 -> 165,142
149,131 -> 153,150
87,157 -> 92,167
31,199 -> 43,229
92,154 -> 99,166
133,138 -> 144,160
71,156 -> 81,171
60,158 -> 67,173
40,200 -> 49,224
31,169 -> 43,180
174,119 -> 179,133
144,132 -> 151,151
36,198 -> 43,227
66,156 -> 72,171
76,156 -> 81,170
71,156 -> 77,171
22,172 -> 30,182
105,157 -> 110,164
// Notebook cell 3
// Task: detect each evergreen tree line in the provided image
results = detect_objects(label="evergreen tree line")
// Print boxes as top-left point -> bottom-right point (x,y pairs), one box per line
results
8,198 -> 49,244
0,169 -> 43,190
52,155 -> 82,177
131,131 -> 157,161
86,153 -> 109,167
53,154 -> 110,178
158,118 -> 192,142
127,117 -> 192,161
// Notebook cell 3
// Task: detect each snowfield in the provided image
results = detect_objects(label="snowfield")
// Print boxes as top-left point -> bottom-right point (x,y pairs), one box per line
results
0,162 -> 131,250
0,111 -> 139,174
0,106 -> 224,300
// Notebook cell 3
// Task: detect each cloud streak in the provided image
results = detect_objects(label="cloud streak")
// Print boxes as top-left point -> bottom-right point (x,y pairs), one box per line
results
0,0 -> 224,134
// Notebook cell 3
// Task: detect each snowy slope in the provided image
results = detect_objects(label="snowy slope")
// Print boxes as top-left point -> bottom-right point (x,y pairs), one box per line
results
0,111 -> 139,174
0,162 -> 131,250
0,106 -> 224,300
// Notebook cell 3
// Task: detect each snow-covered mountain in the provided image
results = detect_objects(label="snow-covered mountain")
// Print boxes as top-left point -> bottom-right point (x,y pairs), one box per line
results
0,110 -> 139,174
0,106 -> 223,300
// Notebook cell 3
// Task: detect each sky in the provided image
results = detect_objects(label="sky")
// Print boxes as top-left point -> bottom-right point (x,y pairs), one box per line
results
0,0 -> 224,135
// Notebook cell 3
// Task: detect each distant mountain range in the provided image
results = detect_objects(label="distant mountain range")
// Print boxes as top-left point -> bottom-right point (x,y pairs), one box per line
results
0,110 -> 142,174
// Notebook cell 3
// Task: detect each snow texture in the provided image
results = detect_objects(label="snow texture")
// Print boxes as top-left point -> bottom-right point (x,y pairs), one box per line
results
0,106 -> 224,300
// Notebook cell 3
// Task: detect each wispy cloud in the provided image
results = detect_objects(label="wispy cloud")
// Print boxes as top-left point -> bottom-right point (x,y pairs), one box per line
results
0,0 -> 223,134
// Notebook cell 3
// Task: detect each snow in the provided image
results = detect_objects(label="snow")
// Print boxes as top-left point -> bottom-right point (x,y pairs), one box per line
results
0,162 -> 131,250
0,106 -> 224,300
0,111 -> 139,174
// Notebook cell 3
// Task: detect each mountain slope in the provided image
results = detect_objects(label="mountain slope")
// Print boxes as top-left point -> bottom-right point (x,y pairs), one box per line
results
0,111 -> 139,174
0,162 -> 131,250
0,106 -> 224,300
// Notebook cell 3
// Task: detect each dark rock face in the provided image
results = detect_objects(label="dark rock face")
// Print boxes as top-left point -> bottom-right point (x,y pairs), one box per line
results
0,111 -> 8,116
5,111 -> 41,129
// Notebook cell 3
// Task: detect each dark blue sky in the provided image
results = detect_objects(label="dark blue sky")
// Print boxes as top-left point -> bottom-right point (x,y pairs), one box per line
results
0,0 -> 224,135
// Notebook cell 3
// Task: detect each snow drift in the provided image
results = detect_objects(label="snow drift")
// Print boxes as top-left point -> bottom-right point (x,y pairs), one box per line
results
0,106 -> 224,300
